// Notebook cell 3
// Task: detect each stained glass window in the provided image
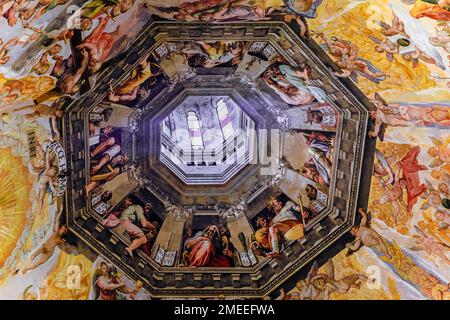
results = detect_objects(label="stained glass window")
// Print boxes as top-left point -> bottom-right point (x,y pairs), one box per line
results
216,99 -> 234,140
186,111 -> 204,148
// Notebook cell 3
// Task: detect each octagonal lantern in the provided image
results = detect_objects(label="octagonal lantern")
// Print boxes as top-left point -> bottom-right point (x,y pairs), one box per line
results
158,95 -> 256,185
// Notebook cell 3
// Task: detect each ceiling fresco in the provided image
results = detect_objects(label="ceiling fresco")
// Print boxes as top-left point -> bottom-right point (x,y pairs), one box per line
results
0,0 -> 448,300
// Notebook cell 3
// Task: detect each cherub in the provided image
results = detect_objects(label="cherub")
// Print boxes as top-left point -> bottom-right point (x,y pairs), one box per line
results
20,209 -> 78,274
427,136 -> 450,168
376,12 -> 409,38
318,260 -> 367,294
411,225 -> 450,264
0,36 -> 18,65
421,176 -> 449,212
294,262 -> 331,300
369,13 -> 409,64
346,208 -> 392,258
23,135 -> 49,169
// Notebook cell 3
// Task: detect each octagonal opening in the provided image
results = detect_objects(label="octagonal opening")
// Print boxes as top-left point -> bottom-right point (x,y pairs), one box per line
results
159,95 -> 256,185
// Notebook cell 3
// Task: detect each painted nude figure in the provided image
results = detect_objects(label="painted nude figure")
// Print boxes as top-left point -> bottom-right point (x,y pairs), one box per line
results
373,169 -> 408,223
93,261 -> 138,300
21,209 -> 76,274
346,208 -> 392,258
293,260 -> 367,300
428,136 -> 450,167
412,226 -> 450,264
421,177 -> 449,213
262,60 -> 326,105
0,37 -> 18,65
314,32 -> 385,82
76,15 -> 120,74
53,49 -> 90,95
370,13 -> 442,68
368,94 -> 450,140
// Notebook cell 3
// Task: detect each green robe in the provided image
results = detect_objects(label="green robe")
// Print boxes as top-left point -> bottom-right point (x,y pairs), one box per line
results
82,0 -> 120,18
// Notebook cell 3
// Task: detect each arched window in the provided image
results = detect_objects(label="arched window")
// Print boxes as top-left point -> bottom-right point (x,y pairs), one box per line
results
162,118 -> 172,136
186,111 -> 204,148
216,99 -> 234,140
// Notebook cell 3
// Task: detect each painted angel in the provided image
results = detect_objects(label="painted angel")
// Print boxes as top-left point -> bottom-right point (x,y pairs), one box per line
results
371,36 -> 442,68
0,36 -> 19,65
388,2 -> 446,69
294,261 -> 331,300
420,175 -> 449,213
346,208 -> 392,258
368,93 -> 395,141
373,149 -> 396,185
373,166 -> 408,223
20,209 -> 79,274
434,210 -> 450,231
295,259 -> 367,300
428,136 -> 450,168
398,146 -> 428,212
411,226 -> 450,264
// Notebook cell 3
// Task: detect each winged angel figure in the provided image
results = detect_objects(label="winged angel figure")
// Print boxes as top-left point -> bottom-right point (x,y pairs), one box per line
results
369,5 -> 446,70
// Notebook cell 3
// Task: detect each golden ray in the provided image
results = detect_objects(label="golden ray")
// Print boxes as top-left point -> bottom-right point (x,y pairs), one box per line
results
0,148 -> 32,268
